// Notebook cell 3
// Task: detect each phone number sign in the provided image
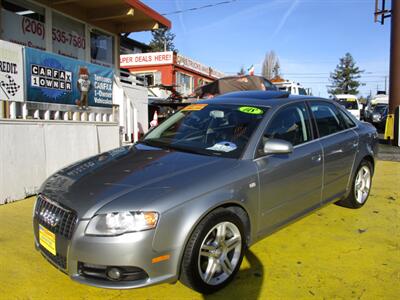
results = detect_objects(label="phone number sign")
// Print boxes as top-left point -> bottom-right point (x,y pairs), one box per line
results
1,10 -> 86,60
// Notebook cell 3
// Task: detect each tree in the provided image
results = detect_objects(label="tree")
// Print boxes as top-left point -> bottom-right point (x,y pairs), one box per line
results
149,28 -> 177,52
237,66 -> 246,76
328,53 -> 363,96
272,60 -> 280,78
262,51 -> 280,80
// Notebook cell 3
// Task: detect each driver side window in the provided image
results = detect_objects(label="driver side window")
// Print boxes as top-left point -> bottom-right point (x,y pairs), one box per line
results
257,102 -> 312,156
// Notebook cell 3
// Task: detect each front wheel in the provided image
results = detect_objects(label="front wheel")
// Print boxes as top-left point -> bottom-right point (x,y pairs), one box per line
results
180,208 -> 245,294
337,160 -> 373,208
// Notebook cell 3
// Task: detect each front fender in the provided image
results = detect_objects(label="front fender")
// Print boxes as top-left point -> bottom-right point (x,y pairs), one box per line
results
152,175 -> 258,277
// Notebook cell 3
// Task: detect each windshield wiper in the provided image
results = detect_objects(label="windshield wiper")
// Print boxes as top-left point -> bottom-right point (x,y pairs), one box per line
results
168,144 -> 215,156
141,139 -> 215,157
140,139 -> 171,149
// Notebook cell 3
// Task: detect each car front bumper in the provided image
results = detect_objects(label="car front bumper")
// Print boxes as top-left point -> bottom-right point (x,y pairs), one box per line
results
34,218 -> 181,289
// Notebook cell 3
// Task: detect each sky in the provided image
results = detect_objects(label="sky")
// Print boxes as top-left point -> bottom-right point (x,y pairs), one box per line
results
132,0 -> 391,98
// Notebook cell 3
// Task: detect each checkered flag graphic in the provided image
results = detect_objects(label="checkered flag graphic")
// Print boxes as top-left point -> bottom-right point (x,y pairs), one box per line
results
1,75 -> 20,99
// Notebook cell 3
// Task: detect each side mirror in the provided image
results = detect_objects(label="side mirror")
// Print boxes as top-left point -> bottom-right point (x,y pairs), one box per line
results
263,139 -> 293,155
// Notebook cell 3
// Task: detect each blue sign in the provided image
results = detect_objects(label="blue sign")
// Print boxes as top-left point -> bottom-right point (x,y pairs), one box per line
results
25,48 -> 113,107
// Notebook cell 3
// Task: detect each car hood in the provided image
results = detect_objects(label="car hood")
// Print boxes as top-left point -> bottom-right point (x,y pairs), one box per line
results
40,144 -> 238,218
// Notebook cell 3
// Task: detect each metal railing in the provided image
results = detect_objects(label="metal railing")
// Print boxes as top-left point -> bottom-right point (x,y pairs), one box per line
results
119,69 -> 146,87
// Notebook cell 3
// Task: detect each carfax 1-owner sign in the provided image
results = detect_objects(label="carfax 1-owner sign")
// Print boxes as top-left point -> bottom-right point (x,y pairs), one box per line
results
25,47 -> 113,107
0,40 -> 24,102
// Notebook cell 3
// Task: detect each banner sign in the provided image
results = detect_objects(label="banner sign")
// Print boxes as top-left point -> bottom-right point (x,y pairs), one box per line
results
176,54 -> 210,76
25,47 -> 113,107
120,51 -> 173,67
0,40 -> 24,102
210,68 -> 225,79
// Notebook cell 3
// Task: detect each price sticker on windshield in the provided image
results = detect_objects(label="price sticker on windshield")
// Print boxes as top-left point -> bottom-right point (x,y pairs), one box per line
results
182,104 -> 208,111
239,106 -> 264,115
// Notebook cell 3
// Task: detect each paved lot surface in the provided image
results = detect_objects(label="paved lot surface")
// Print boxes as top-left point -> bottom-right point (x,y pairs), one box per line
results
377,143 -> 400,162
0,161 -> 399,300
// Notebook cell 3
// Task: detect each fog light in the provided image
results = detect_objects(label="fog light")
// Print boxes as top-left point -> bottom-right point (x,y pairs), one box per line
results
106,267 -> 122,281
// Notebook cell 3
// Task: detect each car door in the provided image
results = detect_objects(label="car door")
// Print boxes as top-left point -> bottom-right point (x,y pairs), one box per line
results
308,101 -> 358,204
255,102 -> 323,235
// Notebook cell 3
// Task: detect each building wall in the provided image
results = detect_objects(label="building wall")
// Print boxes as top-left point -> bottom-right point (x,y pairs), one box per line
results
121,51 -> 224,96
0,0 -> 119,72
128,64 -> 215,95
0,119 -> 120,204
129,65 -> 174,85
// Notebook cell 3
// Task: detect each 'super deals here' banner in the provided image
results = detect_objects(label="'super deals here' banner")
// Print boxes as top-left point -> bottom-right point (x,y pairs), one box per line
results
25,47 -> 113,107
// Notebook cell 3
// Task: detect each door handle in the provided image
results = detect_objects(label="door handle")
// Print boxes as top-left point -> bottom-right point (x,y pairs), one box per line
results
311,154 -> 322,162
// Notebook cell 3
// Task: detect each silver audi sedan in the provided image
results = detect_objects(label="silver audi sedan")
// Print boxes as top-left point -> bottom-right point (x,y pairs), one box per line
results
33,91 -> 378,294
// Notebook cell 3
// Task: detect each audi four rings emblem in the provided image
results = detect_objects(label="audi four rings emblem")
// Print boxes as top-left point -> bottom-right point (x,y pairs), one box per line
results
40,208 -> 60,227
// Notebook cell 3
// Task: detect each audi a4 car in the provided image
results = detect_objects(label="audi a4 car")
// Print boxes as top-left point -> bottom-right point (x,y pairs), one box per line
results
33,91 -> 378,294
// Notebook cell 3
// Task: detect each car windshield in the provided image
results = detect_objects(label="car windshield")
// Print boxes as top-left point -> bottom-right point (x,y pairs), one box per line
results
338,100 -> 358,110
373,105 -> 387,114
142,103 -> 267,158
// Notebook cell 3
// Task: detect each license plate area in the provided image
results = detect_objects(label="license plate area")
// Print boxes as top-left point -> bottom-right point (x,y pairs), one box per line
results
39,224 -> 56,256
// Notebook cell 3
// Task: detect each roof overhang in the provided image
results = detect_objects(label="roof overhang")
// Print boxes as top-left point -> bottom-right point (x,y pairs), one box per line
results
37,0 -> 171,34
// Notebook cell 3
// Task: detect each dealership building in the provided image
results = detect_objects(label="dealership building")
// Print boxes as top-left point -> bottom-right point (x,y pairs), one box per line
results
0,0 -> 170,204
120,51 -> 225,96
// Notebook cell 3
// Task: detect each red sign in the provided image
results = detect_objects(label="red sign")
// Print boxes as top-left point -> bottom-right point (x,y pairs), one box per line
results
120,51 -> 173,67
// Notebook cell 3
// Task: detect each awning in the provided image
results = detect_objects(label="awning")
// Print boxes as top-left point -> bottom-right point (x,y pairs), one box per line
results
37,0 -> 171,34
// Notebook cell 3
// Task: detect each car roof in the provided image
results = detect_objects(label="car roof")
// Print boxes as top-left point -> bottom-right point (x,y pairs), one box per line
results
198,90 -> 327,108
335,94 -> 358,99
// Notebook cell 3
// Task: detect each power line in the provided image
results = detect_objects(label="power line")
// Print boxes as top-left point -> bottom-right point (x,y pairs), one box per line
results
222,71 -> 388,75
276,75 -> 388,78
162,0 -> 238,16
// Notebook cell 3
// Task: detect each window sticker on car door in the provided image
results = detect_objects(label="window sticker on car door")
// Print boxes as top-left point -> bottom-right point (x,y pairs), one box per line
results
207,141 -> 237,152
238,106 -> 264,115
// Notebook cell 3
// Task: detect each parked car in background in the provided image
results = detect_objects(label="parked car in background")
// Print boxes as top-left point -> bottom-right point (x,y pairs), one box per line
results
334,94 -> 361,120
273,79 -> 310,95
371,91 -> 388,106
370,104 -> 388,132
33,91 -> 378,294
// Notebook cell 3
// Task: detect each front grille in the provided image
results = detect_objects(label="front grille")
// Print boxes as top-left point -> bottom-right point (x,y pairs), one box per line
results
34,195 -> 77,239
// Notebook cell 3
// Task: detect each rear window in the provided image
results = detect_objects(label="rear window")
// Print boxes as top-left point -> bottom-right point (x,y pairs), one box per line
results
337,107 -> 356,128
310,101 -> 347,137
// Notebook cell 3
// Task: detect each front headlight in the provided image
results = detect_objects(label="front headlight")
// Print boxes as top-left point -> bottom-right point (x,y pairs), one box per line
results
372,113 -> 381,121
85,211 -> 159,236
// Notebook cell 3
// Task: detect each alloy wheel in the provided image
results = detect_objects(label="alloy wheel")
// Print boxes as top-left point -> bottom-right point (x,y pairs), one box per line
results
197,221 -> 242,285
354,165 -> 371,204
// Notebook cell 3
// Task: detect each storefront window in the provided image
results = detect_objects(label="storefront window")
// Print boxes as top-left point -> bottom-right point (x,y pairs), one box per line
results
176,72 -> 193,96
1,0 -> 46,50
52,12 -> 85,60
90,30 -> 114,67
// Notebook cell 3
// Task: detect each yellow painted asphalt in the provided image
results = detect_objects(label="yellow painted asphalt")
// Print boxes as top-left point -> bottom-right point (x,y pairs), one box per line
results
0,161 -> 399,300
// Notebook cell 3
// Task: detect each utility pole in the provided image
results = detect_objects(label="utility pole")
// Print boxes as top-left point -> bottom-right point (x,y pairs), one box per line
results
388,0 -> 399,146
375,0 -> 399,146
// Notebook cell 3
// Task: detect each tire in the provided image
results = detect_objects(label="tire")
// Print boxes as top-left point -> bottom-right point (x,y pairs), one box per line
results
336,160 -> 373,209
180,208 -> 245,294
